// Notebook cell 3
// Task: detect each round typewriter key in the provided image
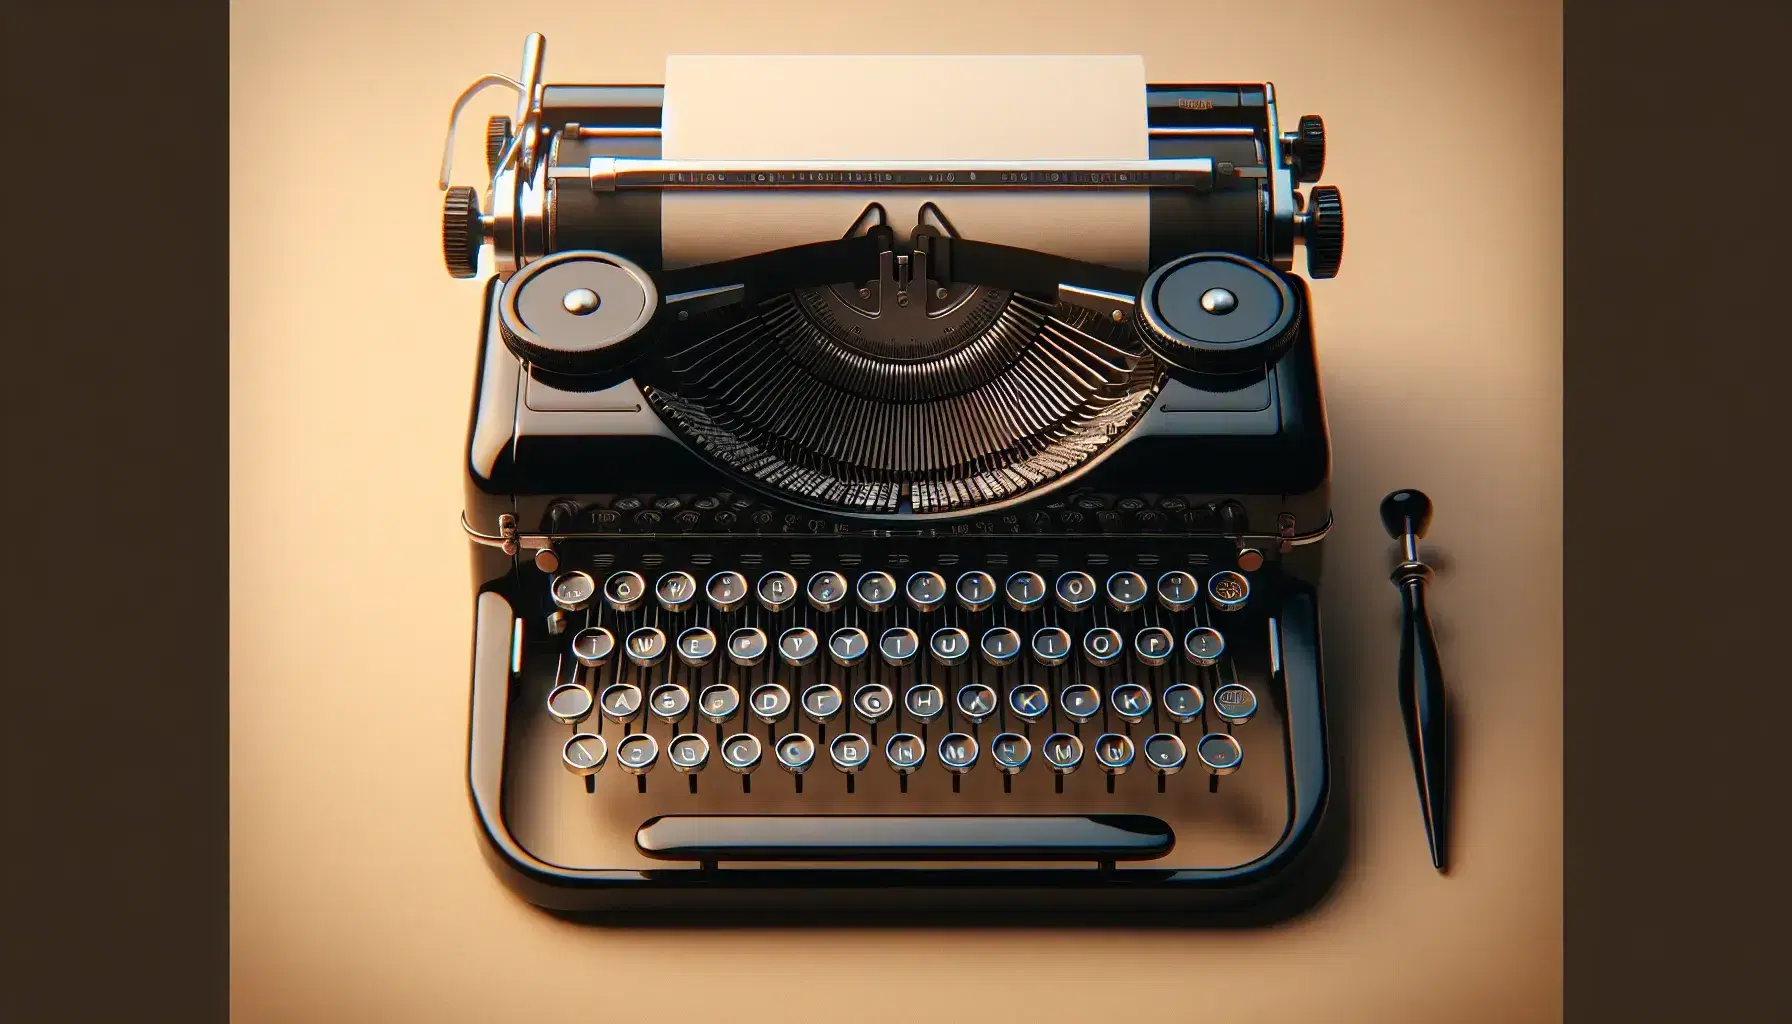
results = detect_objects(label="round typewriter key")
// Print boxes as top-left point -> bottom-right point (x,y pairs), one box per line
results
624,627 -> 667,667
879,627 -> 919,666
1005,571 -> 1048,611
748,683 -> 792,724
1110,683 -> 1153,723
1055,571 -> 1098,612
852,683 -> 895,723
654,571 -> 696,612
954,570 -> 998,611
667,733 -> 711,773
649,683 -> 691,723
929,627 -> 971,666
905,571 -> 948,612
1197,732 -> 1244,775
1134,626 -> 1175,666
726,627 -> 769,666
698,683 -> 741,724
1007,683 -> 1050,722
1143,733 -> 1188,775
675,626 -> 717,667
1106,571 -> 1149,612
800,683 -> 845,724
1183,626 -> 1226,666
885,733 -> 926,773
1156,570 -> 1199,611
806,570 -> 848,612
562,733 -> 608,775
616,734 -> 660,775
979,626 -> 1022,666
856,571 -> 898,611
828,626 -> 869,667
955,683 -> 999,724
720,733 -> 763,774
1207,570 -> 1250,612
705,570 -> 749,612
1030,627 -> 1072,666
774,733 -> 817,774
603,570 -> 647,613
778,626 -> 820,667
546,683 -> 594,726
756,570 -> 798,612
1042,733 -> 1085,775
991,733 -> 1031,774
598,683 -> 644,724
904,683 -> 946,722
570,626 -> 615,668
549,570 -> 597,612
1213,683 -> 1259,725
1094,733 -> 1136,775
1082,627 -> 1124,666
829,733 -> 872,774
1161,683 -> 1206,722
1060,683 -> 1103,723
938,733 -> 979,774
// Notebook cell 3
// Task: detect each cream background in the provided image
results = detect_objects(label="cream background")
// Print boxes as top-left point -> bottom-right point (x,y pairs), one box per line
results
230,1 -> 1562,1020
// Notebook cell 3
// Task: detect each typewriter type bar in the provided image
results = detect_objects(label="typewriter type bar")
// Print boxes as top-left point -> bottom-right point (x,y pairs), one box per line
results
635,814 -> 1174,862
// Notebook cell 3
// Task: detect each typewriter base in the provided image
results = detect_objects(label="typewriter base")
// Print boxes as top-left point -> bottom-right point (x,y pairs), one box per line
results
467,581 -> 1337,921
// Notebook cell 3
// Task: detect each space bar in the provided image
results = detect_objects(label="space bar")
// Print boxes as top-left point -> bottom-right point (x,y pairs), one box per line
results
635,814 -> 1173,862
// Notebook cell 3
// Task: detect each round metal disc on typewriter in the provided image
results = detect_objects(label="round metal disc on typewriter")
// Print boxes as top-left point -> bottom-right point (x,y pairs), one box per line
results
879,627 -> 919,666
748,683 -> 792,724
615,734 -> 660,776
667,734 -> 711,773
720,733 -> 763,774
938,733 -> 979,774
1143,733 -> 1188,775
705,570 -> 749,612
1094,733 -> 1136,775
955,683 -> 999,724
778,626 -> 820,667
654,571 -> 697,612
856,571 -> 898,611
774,733 -> 817,774
1183,625 -> 1226,666
828,626 -> 869,666
549,570 -> 597,612
598,683 -> 644,723
1005,571 -> 1047,612
561,733 -> 607,775
980,626 -> 1022,666
1207,570 -> 1251,612
1161,683 -> 1206,723
603,570 -> 646,612
1007,683 -> 1049,722
800,683 -> 844,724
991,733 -> 1031,774
675,626 -> 717,667
1030,627 -> 1072,666
698,683 -> 741,723
623,627 -> 667,667
1059,683 -> 1102,723
884,733 -> 926,774
1134,626 -> 1175,666
545,683 -> 594,726
1156,570 -> 1200,611
1196,732 -> 1244,776
829,733 -> 872,774
1041,733 -> 1085,775
649,683 -> 691,723
1134,252 -> 1302,376
903,683 -> 945,722
1213,683 -> 1259,725
929,627 -> 971,666
496,249 -> 660,377
1055,571 -> 1098,612
852,683 -> 894,722
756,570 -> 798,612
806,570 -> 848,612
570,626 -> 615,667
905,571 -> 948,613
1110,683 -> 1153,723
1105,571 -> 1149,611
1082,627 -> 1124,666
726,627 -> 769,666
954,571 -> 997,611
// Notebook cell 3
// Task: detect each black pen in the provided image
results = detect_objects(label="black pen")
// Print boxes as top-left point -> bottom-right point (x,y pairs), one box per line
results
1380,489 -> 1452,872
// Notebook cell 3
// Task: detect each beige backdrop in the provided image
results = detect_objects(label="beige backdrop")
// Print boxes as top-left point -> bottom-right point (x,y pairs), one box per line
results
230,1 -> 1562,1020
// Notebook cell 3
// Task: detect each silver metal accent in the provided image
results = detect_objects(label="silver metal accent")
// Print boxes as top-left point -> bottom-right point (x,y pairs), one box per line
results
1183,626 -> 1226,667
991,733 -> 1031,775
954,570 -> 997,612
748,683 -> 792,724
954,683 -> 999,725
1143,733 -> 1188,775
549,570 -> 596,612
570,626 -> 615,667
980,627 -> 1022,666
905,571 -> 947,612
655,571 -> 697,612
1042,733 -> 1084,775
461,511 -> 519,555
1055,571 -> 1097,611
437,72 -> 524,190
1030,627 -> 1072,666
938,733 -> 979,773
1005,571 -> 1048,611
1161,683 -> 1205,723
856,571 -> 898,611
698,683 -> 740,724
1268,617 -> 1284,678
668,733 -> 710,774
1156,570 -> 1199,611
1082,627 -> 1124,666
545,683 -> 593,726
1059,683 -> 1102,723
1105,571 -> 1148,612
1207,571 -> 1251,612
1007,683 -> 1049,723
561,287 -> 600,315
885,733 -> 926,773
930,627 -> 971,666
603,570 -> 646,612
675,626 -> 717,667
649,683 -> 691,723
1110,683 -> 1153,723
561,733 -> 607,775
774,733 -> 817,774
726,627 -> 768,666
510,617 -> 523,675
1199,287 -> 1238,314
598,683 -> 643,724
1056,283 -> 1136,322
624,627 -> 667,667
545,610 -> 568,636
806,570 -> 848,612
721,733 -> 763,774
829,733 -> 872,774
705,570 -> 749,612
1196,732 -> 1244,775
1134,627 -> 1174,666
903,683 -> 945,722
756,570 -> 798,612
1094,733 -> 1136,774
578,156 -> 1216,192
778,627 -> 820,667
828,627 -> 869,667
1213,683 -> 1258,725
800,683 -> 845,724
879,627 -> 919,667
852,683 -> 895,723
616,733 -> 659,776
575,125 -> 663,138
1265,84 -> 1298,272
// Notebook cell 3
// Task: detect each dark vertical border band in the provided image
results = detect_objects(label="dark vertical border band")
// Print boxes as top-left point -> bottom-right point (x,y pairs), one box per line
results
1566,1 -> 1789,1021
3,1 -> 229,1021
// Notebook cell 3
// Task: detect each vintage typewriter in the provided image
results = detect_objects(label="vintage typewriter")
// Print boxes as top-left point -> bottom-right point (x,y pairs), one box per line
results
443,34 -> 1345,915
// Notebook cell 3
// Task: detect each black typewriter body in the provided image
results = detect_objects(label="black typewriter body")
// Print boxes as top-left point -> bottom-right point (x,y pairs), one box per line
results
449,36 -> 1345,917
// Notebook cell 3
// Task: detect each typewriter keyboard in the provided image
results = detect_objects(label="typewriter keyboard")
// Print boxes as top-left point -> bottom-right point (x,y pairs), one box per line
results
501,540 -> 1298,870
